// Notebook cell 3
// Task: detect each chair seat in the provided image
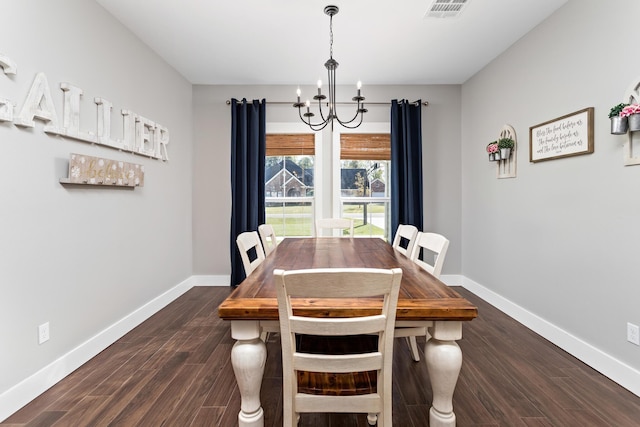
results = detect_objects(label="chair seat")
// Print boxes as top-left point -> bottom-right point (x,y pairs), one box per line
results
296,335 -> 378,396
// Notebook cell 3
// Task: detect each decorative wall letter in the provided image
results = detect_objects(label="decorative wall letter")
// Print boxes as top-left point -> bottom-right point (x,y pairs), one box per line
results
14,72 -> 60,129
95,97 -> 124,149
135,115 -> 156,156
56,82 -> 97,143
156,124 -> 169,161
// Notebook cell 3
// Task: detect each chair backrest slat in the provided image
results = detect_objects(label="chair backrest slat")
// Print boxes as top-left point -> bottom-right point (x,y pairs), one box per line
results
290,315 -> 387,336
293,352 -> 383,373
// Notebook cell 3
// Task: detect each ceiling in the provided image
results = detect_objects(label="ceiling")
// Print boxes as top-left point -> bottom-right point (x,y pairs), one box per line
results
95,0 -> 567,86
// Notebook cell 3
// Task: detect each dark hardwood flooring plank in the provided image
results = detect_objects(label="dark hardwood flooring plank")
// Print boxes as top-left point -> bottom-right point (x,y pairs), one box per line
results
105,351 -> 189,425
135,363 -> 203,426
201,362 -> 236,407
50,396 -> 109,427
3,286 -> 640,427
189,406 -> 225,427
82,369 -> 157,427
22,411 -> 65,427
163,343 -> 233,426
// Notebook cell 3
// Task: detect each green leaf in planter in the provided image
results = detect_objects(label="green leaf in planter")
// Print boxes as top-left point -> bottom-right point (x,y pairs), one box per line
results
497,137 -> 514,149
609,103 -> 629,118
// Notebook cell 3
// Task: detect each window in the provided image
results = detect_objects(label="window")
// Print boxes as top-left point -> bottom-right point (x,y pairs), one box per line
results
265,123 -> 389,240
335,130 -> 391,241
264,127 -> 321,238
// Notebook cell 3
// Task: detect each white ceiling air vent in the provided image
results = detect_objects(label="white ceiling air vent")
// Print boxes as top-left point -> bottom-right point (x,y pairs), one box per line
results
425,0 -> 470,19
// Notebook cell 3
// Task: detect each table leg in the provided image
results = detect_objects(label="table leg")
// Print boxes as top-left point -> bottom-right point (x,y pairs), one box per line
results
231,320 -> 267,427
425,321 -> 462,427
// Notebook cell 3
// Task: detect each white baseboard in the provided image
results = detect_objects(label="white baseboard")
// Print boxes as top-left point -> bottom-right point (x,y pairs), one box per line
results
191,275 -> 230,286
461,276 -> 640,397
0,277 -> 195,422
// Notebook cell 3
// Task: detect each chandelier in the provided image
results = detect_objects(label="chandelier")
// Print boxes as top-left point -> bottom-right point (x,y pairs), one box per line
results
293,5 -> 367,131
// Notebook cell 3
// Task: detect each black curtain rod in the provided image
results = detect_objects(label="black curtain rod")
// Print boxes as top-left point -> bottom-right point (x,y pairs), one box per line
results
225,100 -> 429,106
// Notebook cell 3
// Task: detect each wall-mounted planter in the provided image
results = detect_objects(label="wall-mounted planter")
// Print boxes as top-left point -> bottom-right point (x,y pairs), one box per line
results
611,116 -> 628,135
620,78 -> 640,166
628,114 -> 640,132
496,125 -> 517,179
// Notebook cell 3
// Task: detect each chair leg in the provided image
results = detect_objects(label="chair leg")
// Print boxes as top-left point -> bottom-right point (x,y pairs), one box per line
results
260,331 -> 270,342
406,336 -> 421,362
367,413 -> 378,426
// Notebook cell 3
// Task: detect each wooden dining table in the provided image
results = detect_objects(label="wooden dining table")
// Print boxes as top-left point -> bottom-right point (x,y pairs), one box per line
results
218,237 -> 478,427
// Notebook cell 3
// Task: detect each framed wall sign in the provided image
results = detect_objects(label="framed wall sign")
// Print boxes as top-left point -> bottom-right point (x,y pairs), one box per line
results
529,107 -> 594,163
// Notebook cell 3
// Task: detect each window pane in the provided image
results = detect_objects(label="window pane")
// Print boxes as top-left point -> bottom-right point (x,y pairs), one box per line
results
265,154 -> 314,237
340,159 -> 390,240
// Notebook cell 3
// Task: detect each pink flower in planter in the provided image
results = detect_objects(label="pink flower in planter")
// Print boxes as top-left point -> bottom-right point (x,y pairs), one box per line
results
486,142 -> 498,153
620,104 -> 640,118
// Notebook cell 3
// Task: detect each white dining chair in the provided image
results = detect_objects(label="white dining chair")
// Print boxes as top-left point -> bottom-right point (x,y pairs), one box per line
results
275,267 -> 402,427
397,231 -> 450,362
410,232 -> 450,278
315,218 -> 354,237
258,223 -> 278,256
237,230 -> 275,341
236,231 -> 266,277
391,224 -> 418,258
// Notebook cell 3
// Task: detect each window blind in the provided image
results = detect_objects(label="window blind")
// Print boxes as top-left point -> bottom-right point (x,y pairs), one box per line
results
340,133 -> 391,160
266,134 -> 315,156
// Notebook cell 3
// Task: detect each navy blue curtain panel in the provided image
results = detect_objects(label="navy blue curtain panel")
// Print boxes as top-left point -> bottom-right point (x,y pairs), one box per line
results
230,98 -> 266,287
390,99 -> 424,240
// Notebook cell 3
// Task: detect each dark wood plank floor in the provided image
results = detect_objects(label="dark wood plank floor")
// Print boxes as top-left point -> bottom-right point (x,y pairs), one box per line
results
3,286 -> 639,426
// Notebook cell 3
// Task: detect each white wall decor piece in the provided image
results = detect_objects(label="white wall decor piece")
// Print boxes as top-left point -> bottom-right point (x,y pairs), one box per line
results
529,108 -> 594,163
60,153 -> 144,187
497,124 -> 517,179
622,77 -> 640,166
0,54 -> 170,161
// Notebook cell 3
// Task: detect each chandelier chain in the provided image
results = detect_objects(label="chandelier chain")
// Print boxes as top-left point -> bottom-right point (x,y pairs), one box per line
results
329,15 -> 333,59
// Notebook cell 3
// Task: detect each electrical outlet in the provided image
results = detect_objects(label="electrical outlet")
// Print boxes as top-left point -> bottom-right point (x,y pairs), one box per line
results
38,322 -> 50,344
627,323 -> 640,346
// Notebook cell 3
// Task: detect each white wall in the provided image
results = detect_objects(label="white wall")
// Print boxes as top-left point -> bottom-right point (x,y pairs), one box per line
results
0,0 -> 193,410
462,0 -> 640,380
191,84 -> 463,275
